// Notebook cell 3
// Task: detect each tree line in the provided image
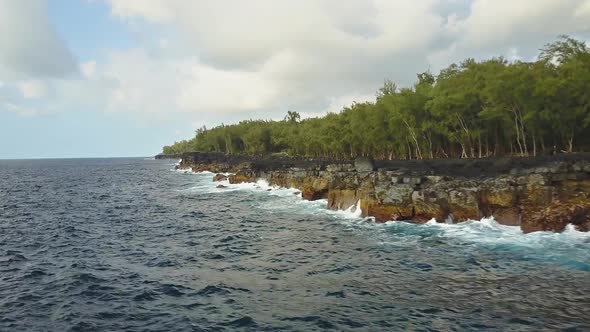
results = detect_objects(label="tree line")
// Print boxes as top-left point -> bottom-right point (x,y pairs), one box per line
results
163,36 -> 590,160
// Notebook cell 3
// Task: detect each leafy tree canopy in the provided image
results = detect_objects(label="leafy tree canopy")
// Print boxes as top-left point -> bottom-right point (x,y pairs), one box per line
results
163,36 -> 590,160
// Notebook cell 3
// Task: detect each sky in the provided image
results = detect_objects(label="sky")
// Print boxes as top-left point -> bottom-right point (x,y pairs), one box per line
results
0,0 -> 589,159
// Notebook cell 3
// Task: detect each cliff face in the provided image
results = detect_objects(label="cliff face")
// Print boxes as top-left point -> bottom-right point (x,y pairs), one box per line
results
155,154 -> 182,160
176,152 -> 590,233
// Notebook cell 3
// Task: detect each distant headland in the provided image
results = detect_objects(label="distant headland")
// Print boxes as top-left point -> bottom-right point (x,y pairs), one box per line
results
168,152 -> 590,234
160,36 -> 590,233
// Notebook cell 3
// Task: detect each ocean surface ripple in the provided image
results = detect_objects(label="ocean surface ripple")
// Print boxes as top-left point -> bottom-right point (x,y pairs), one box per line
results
1,158 -> 589,331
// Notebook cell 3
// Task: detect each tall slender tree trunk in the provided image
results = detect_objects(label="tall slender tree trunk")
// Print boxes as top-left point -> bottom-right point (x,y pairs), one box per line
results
512,109 -> 524,156
460,143 -> 467,158
456,115 -> 475,158
518,109 -> 528,156
478,134 -> 482,158
532,131 -> 537,157
494,126 -> 500,156
403,120 -> 422,160
424,132 -> 434,159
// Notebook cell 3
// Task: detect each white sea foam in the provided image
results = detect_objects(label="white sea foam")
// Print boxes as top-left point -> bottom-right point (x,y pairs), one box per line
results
173,167 -> 194,174
380,216 -> 590,249
170,165 -> 218,175
166,159 -> 183,168
176,171 -> 590,248
329,199 -> 364,220
185,175 -> 349,218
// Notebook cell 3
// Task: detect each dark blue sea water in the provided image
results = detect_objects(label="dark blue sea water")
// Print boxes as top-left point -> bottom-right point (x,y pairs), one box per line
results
1,158 -> 589,331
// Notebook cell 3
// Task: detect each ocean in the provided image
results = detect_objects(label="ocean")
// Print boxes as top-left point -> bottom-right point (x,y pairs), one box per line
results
0,158 -> 589,331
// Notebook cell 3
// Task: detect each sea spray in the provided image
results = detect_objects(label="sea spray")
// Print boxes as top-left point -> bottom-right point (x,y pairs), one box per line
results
342,199 -> 363,219
178,168 -> 590,250
3,158 -> 590,331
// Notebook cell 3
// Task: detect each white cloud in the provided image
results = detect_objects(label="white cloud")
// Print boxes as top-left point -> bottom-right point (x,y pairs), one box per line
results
325,93 -> 377,114
99,0 -> 590,122
81,61 -> 97,78
1,101 -> 40,117
107,0 -> 175,23
0,0 -> 77,79
177,63 -> 280,113
105,0 -> 444,71
459,0 -> 590,50
2,0 -> 590,124
17,80 -> 47,99
576,0 -> 590,17
0,0 -> 79,117
101,49 -> 186,115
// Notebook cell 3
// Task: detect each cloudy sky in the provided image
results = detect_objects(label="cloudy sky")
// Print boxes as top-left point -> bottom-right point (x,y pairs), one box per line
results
1,0 -> 589,158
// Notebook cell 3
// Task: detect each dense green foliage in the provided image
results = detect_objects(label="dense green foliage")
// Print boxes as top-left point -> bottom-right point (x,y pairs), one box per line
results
163,36 -> 590,159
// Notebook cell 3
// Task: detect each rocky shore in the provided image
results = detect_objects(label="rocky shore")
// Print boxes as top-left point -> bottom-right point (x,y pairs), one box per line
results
174,152 -> 590,233
155,153 -> 182,160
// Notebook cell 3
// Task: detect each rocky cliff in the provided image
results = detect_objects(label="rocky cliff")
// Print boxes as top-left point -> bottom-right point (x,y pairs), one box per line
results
155,154 -> 182,160
175,152 -> 590,233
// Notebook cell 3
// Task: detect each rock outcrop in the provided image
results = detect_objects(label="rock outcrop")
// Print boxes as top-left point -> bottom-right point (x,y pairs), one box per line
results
155,153 -> 181,160
175,152 -> 590,233
213,174 -> 228,182
522,199 -> 590,233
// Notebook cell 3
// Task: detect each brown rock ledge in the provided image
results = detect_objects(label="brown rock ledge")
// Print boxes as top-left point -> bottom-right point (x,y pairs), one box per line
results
174,152 -> 590,233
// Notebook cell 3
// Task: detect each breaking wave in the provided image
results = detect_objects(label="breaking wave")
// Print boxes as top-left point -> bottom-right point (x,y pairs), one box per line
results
1,158 -> 588,331
180,169 -> 590,250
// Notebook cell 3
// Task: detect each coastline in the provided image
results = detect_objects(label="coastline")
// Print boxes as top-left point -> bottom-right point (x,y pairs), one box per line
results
172,152 -> 590,233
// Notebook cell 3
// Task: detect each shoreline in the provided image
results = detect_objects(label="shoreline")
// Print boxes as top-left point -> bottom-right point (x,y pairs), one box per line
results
172,152 -> 590,233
